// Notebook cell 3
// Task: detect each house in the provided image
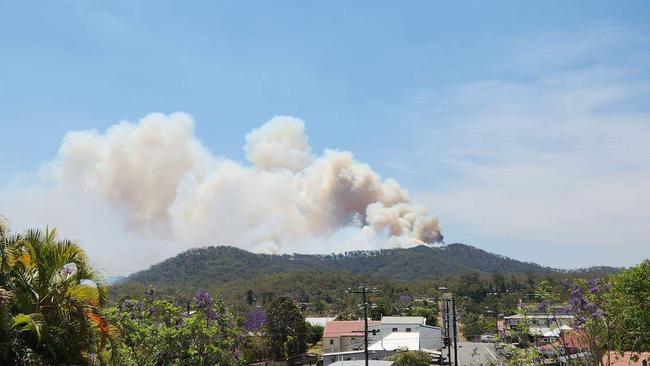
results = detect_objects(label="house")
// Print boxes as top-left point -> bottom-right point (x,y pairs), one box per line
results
368,332 -> 419,351
323,316 -> 442,355
376,316 -> 442,351
323,320 -> 381,353
503,314 -> 574,344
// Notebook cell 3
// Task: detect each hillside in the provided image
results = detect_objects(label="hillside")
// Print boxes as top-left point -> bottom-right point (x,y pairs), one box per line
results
111,243 -> 622,313
122,243 -> 558,287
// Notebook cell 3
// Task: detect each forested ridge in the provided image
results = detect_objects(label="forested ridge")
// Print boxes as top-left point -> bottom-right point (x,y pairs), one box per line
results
122,243 -> 619,286
111,243 -> 622,314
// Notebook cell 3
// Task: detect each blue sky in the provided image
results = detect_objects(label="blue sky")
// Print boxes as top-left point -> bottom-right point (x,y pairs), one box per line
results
1,1 -> 649,271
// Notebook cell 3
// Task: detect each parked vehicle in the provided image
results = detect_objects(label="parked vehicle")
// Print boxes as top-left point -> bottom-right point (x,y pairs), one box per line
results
480,334 -> 497,343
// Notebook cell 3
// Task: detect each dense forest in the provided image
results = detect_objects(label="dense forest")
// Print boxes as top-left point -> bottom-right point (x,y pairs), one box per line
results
118,244 -> 620,286
111,244 -> 622,324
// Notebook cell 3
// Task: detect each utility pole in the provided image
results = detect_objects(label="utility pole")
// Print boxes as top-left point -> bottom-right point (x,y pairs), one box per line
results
444,298 -> 451,365
452,298 -> 459,366
347,287 -> 376,366
441,292 -> 452,365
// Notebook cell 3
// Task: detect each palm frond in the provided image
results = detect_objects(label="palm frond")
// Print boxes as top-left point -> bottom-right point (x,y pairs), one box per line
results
12,312 -> 44,342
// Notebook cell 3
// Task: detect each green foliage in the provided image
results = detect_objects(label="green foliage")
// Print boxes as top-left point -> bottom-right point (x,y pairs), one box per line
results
611,259 -> 650,352
385,350 -> 432,366
264,297 -> 307,360
409,306 -> 437,326
106,291 -> 244,366
369,297 -> 394,320
0,224 -> 111,365
305,322 -> 323,345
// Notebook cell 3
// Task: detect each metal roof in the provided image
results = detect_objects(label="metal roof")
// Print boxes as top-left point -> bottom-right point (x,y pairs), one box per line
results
328,361 -> 393,366
381,316 -> 425,324
368,332 -> 420,351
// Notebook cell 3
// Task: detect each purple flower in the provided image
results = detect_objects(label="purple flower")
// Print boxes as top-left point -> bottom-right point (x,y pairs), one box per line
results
538,300 -> 548,312
399,295 -> 413,305
144,288 -> 155,302
194,289 -> 220,324
175,318 -> 184,329
122,299 -> 136,312
588,279 -> 601,293
194,289 -> 214,312
245,308 -> 266,331
207,309 -> 218,321
603,282 -> 612,292
560,279 -> 570,288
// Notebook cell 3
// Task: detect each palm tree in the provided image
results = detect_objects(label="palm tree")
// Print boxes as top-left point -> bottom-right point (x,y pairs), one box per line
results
0,220 -> 113,365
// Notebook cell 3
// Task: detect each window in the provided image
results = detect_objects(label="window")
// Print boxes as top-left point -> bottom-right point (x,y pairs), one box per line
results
392,327 -> 398,332
406,328 -> 412,332
329,339 -> 334,345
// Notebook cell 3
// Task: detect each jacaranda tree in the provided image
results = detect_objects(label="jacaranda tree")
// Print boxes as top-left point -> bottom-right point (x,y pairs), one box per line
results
106,288 -> 245,366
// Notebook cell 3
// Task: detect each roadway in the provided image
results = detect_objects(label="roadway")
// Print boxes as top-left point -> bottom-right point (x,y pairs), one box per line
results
447,341 -> 499,366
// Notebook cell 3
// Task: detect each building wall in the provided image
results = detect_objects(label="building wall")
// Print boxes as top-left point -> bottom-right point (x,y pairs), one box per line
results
340,336 -> 364,352
323,336 -> 341,353
378,323 -> 442,350
325,321 -> 442,353
323,335 -> 370,353
323,350 -> 394,366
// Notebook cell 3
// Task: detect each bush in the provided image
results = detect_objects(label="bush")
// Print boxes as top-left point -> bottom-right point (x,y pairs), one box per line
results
386,350 -> 432,366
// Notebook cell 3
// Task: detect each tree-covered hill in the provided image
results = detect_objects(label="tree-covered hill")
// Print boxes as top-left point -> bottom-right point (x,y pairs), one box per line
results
121,243 -> 618,289
110,243 -> 623,317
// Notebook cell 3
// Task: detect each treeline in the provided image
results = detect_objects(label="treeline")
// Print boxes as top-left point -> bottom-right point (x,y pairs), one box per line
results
122,243 -> 599,290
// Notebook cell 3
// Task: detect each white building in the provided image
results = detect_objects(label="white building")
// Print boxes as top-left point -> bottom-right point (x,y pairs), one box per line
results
323,320 -> 381,353
323,316 -> 442,355
368,332 -> 419,351
372,316 -> 443,352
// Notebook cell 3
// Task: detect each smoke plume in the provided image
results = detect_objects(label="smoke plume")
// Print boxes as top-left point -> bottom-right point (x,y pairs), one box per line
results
2,113 -> 442,269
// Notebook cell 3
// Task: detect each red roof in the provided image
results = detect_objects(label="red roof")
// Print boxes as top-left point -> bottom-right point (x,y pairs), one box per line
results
323,320 -> 381,338
560,330 -> 588,350
604,352 -> 650,366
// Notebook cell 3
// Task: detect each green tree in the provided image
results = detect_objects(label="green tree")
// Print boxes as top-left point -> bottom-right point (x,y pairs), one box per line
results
610,259 -> 650,352
409,306 -> 437,326
264,297 -> 307,360
107,289 -> 244,366
386,350 -> 431,366
369,297 -> 393,320
305,322 -> 323,346
0,225 -> 111,365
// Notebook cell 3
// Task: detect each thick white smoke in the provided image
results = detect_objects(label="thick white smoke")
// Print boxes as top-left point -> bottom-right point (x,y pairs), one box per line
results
5,113 -> 442,266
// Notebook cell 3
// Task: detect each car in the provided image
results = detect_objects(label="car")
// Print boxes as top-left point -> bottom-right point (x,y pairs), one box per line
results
480,334 -> 497,343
